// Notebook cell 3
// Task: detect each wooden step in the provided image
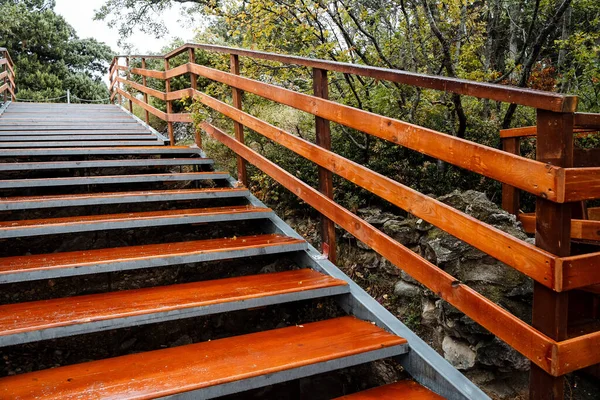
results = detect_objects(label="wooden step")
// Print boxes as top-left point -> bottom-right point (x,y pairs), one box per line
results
0,316 -> 407,399
0,134 -> 159,141
0,205 -> 272,238
0,233 -> 307,283
0,171 -> 229,189
0,140 -> 164,148
0,269 -> 348,346
335,381 -> 444,399
0,146 -> 202,156
0,188 -> 249,211
0,130 -> 153,136
0,158 -> 213,172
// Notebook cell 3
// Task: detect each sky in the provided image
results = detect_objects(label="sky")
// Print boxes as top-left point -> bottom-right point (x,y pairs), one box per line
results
54,0 -> 197,54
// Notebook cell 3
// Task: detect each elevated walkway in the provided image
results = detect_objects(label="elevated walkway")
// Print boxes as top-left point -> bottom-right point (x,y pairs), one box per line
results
0,102 -> 485,399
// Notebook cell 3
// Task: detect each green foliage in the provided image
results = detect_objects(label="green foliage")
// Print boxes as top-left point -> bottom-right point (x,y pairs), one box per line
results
0,0 -> 114,102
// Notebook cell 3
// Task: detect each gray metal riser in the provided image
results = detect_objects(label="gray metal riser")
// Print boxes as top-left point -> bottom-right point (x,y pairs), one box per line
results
0,135 -> 158,141
0,209 -> 274,239
0,158 -> 213,172
0,141 -> 165,148
0,189 -> 249,211
0,131 -> 152,136
0,148 -> 202,156
0,241 -> 308,284
0,172 -> 229,189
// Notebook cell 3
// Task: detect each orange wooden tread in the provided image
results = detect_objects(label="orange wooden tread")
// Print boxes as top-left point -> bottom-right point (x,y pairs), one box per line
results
0,205 -> 270,229
0,316 -> 406,399
0,234 -> 304,276
0,269 -> 346,337
0,187 -> 247,204
335,381 -> 444,399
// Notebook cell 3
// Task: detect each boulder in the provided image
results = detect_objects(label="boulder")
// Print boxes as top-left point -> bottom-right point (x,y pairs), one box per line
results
393,280 -> 421,298
442,336 -> 477,370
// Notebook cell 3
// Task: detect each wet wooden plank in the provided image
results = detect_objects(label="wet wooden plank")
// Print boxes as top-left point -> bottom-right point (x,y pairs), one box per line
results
0,317 -> 405,399
0,269 -> 346,339
0,234 -> 305,277
0,188 -> 248,211
0,205 -> 271,237
0,158 -> 212,172
0,140 -> 164,148
335,381 -> 444,399
0,146 -> 201,156
0,172 -> 229,189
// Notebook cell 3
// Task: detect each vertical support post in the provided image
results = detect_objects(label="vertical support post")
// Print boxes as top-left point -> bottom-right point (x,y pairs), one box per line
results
501,137 -> 521,215
141,58 -> 150,124
2,51 -> 7,103
313,68 -> 337,263
125,57 -> 133,113
164,57 -> 175,145
116,58 -> 122,107
189,48 -> 201,148
230,54 -> 247,186
529,110 -> 573,400
66,89 -> 70,104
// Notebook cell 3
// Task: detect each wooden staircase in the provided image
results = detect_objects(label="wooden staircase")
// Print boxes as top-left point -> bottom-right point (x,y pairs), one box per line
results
0,102 -> 484,399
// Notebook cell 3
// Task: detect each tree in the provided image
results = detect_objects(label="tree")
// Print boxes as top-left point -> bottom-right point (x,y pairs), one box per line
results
0,0 -> 114,102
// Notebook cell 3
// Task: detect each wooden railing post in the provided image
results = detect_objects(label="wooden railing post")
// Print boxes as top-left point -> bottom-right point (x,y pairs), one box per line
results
141,58 -> 150,124
529,110 -> 573,400
164,57 -> 175,145
313,67 -> 337,263
2,51 -> 7,103
501,137 -> 520,215
125,57 -> 133,113
189,48 -> 201,148
230,54 -> 247,185
116,58 -> 122,107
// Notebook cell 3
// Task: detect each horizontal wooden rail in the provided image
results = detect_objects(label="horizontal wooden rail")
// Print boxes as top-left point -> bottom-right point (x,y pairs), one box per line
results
563,167 -> 600,202
182,63 -> 563,202
519,213 -> 600,241
155,43 -> 578,112
574,113 -> 600,129
115,88 -> 192,123
192,89 -> 559,287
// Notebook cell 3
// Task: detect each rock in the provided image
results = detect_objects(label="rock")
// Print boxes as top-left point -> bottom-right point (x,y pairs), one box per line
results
120,337 -> 137,351
400,269 -> 418,284
421,298 -> 437,326
416,218 -> 433,231
170,335 -> 193,347
476,337 -> 530,372
357,207 -> 399,226
356,240 -> 373,251
442,336 -> 476,370
393,280 -> 421,298
383,219 -> 420,246
422,237 -> 460,264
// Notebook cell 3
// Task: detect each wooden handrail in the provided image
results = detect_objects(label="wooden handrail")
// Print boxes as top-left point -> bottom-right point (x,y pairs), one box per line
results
1,49 -> 16,102
109,45 -> 600,385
